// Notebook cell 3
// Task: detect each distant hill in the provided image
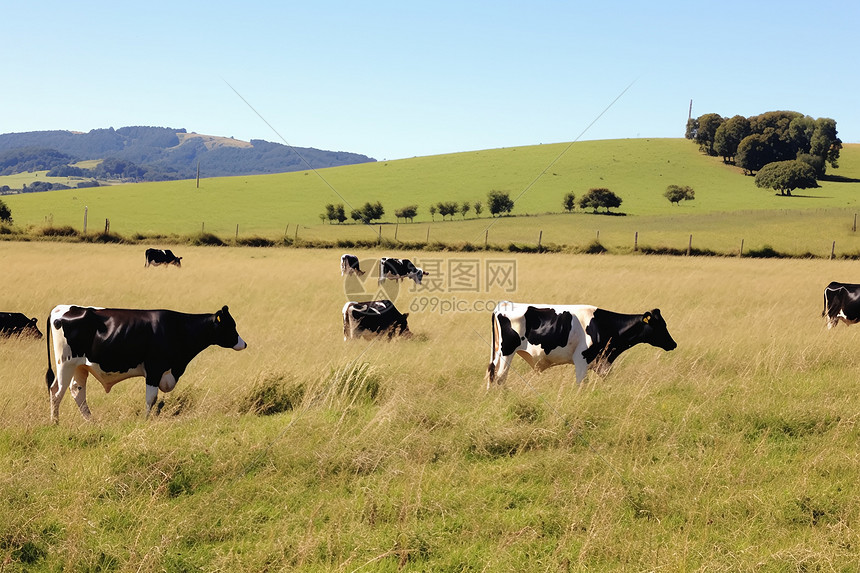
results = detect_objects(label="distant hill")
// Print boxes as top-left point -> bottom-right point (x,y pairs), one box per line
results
0,126 -> 375,183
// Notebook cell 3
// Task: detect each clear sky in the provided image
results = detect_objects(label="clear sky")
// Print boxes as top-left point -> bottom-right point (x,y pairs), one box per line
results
4,1 -> 858,161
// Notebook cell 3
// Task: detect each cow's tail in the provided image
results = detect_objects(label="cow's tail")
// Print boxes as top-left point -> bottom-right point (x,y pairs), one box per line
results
486,311 -> 498,384
45,313 -> 55,390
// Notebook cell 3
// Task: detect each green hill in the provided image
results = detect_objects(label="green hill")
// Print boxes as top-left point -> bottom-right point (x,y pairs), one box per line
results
4,138 -> 860,255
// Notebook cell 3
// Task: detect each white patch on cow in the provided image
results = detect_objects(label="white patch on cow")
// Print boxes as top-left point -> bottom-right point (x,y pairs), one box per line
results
233,335 -> 247,350
487,302 -> 596,389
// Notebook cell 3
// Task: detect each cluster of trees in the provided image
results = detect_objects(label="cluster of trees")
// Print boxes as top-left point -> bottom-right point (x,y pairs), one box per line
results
686,111 -> 841,190
562,188 -> 624,213
321,201 -> 386,224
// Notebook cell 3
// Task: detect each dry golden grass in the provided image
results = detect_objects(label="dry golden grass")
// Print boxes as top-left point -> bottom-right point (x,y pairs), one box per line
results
2,242 -> 860,570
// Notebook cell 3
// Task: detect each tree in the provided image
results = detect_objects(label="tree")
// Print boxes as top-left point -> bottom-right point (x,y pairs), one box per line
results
713,115 -> 750,163
394,205 -> 418,223
429,205 -> 437,221
436,201 -> 459,220
350,209 -> 364,223
735,133 -> 772,175
579,187 -> 622,213
562,191 -> 576,212
359,201 -> 385,223
323,203 -> 346,224
754,160 -> 818,196
460,201 -> 471,219
811,117 -> 842,169
664,185 -> 695,205
473,201 -> 483,217
694,113 -> 724,156
0,198 -> 11,223
487,190 -> 514,217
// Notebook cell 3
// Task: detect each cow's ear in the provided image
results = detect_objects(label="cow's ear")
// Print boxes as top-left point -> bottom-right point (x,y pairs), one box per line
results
402,313 -> 409,320
642,312 -> 652,324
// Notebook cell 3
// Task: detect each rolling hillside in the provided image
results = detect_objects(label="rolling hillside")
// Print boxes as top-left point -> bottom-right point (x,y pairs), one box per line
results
3,138 -> 860,255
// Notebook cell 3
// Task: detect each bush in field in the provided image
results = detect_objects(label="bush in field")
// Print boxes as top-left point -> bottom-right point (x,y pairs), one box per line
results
0,198 -> 11,223
664,185 -> 695,205
487,190 -> 514,217
755,160 -> 819,196
436,201 -> 459,220
579,187 -> 622,213
394,205 -> 418,223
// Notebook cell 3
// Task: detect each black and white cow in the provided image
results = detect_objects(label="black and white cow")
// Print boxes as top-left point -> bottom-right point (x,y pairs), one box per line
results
823,281 -> 860,329
45,304 -> 246,422
145,248 -> 182,267
342,300 -> 411,340
0,312 -> 42,338
341,253 -> 365,276
486,302 -> 677,388
378,257 -> 426,285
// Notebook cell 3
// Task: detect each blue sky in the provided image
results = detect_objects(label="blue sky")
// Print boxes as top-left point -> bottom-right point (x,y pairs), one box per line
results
4,1 -> 858,160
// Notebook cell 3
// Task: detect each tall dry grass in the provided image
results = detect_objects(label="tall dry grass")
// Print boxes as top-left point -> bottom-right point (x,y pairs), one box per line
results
2,243 -> 860,570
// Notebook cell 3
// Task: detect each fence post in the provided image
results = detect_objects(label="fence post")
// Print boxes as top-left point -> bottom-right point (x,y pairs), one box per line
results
104,219 -> 110,235
538,230 -> 543,250
831,241 -> 836,260
395,223 -> 398,241
596,230 -> 600,242
426,226 -> 430,243
202,222 -> 205,233
284,224 -> 289,239
485,229 -> 489,248
687,234 -> 692,256
83,206 -> 88,234
235,224 -> 239,241
739,239 -> 744,258
854,214 -> 857,232
634,231 -> 638,252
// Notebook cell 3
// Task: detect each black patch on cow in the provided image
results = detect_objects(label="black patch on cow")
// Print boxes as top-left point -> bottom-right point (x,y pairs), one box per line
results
346,300 -> 410,337
523,306 -> 572,353
496,314 -> 523,356
54,305 -> 243,387
824,282 -> 860,323
582,308 -> 676,365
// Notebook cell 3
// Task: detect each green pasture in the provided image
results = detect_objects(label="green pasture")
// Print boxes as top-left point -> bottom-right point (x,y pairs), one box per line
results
3,140 -> 860,255
2,242 -> 860,570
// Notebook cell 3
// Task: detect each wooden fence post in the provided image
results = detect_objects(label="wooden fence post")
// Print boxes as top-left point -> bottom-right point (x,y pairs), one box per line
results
426,226 -> 430,243
395,223 -> 398,241
485,229 -> 489,249
739,239 -> 744,258
83,206 -> 88,234
104,219 -> 110,235
538,230 -> 543,250
634,231 -> 638,252
687,234 -> 692,256
236,224 -> 239,241
854,214 -> 857,232
831,241 -> 836,260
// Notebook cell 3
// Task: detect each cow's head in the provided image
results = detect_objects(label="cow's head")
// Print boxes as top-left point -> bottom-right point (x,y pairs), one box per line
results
391,312 -> 412,338
641,309 -> 676,351
413,269 -> 425,284
27,317 -> 43,339
213,305 -> 247,350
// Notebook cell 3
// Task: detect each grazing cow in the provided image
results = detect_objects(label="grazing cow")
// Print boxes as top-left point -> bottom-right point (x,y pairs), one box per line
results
341,253 -> 365,276
45,304 -> 246,422
145,248 -> 182,267
823,281 -> 860,329
0,312 -> 42,338
342,300 -> 411,340
378,257 -> 427,285
486,301 -> 677,388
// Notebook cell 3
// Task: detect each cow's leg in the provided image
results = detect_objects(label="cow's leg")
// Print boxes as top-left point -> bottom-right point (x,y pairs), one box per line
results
49,362 -> 77,423
487,352 -> 516,388
145,384 -> 159,417
573,352 -> 588,384
70,366 -> 92,420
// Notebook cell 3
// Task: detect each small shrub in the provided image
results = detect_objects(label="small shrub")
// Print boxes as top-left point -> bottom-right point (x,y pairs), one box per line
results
40,225 -> 79,237
240,375 -> 303,416
236,236 -> 275,247
191,232 -> 225,246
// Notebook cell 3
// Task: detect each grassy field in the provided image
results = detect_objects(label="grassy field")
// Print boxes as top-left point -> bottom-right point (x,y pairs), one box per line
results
3,140 -> 860,256
2,242 -> 860,570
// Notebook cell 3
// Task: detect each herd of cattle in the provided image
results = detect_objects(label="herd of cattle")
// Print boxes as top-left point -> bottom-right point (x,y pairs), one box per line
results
4,247 -> 860,424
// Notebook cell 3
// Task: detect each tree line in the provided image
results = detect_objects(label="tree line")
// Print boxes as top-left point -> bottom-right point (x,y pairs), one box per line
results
686,110 -> 842,196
